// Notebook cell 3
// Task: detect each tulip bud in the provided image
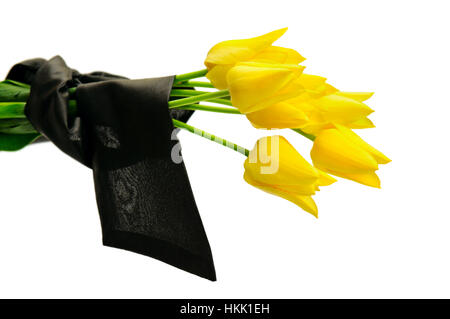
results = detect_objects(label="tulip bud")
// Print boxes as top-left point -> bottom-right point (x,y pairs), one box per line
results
245,100 -> 309,129
310,124 -> 390,187
228,62 -> 305,114
243,74 -> 327,129
204,28 -> 304,89
244,135 -> 335,217
314,94 -> 374,125
205,28 -> 288,67
251,46 -> 305,65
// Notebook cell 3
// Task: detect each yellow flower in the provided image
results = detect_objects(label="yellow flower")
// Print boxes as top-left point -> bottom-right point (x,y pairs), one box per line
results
245,99 -> 309,129
227,62 -> 305,114
244,74 -> 327,129
244,135 -> 336,217
298,91 -> 375,134
243,73 -> 375,132
310,124 -> 391,187
205,28 -> 305,89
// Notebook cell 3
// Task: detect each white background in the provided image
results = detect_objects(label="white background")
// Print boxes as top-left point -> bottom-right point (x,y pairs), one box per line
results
0,0 -> 448,298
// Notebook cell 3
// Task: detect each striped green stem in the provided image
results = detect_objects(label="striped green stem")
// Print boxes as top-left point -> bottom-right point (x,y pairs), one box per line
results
172,118 -> 249,156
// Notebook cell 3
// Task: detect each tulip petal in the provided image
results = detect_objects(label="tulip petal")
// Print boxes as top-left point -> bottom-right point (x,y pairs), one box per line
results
315,94 -> 374,124
252,46 -> 305,64
323,169 -> 381,188
335,124 -> 391,164
269,183 -> 317,196
299,122 -> 329,135
345,171 -> 381,188
246,100 -> 309,129
228,62 -> 304,113
348,117 -> 375,129
244,135 -> 319,187
335,92 -> 374,102
316,170 -> 337,186
324,84 -> 338,95
205,28 -> 288,67
206,64 -> 233,90
298,74 -> 327,92
311,128 -> 379,173
244,172 -> 318,217
290,195 -> 318,217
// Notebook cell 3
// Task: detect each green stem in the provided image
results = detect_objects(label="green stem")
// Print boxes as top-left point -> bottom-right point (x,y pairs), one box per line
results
170,90 -> 232,107
173,81 -> 214,88
173,101 -> 316,142
209,98 -> 232,106
168,90 -> 229,108
170,89 -> 214,97
292,128 -> 315,141
176,104 -> 240,114
174,69 -> 208,83
172,118 -> 249,156
1,80 -> 316,145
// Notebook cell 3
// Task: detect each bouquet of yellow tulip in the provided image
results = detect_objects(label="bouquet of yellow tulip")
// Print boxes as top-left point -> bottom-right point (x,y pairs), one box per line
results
0,28 -> 390,218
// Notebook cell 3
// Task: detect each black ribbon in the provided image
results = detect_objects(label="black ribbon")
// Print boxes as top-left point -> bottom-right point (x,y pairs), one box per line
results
7,56 -> 216,281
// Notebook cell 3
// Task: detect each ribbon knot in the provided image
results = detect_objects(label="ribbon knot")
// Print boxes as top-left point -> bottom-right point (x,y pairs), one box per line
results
7,56 -> 216,281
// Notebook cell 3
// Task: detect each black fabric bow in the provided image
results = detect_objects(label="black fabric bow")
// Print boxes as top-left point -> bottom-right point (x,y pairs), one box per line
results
7,56 -> 216,281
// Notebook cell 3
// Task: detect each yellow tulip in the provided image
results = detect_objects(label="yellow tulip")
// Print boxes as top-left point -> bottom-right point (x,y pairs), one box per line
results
245,100 -> 309,129
243,72 -> 375,132
205,28 -> 288,67
228,62 -> 305,114
310,124 -> 390,187
314,94 -> 374,124
333,92 -> 375,130
294,93 -> 375,134
205,28 -> 305,89
251,46 -> 305,64
244,135 -> 336,217
244,74 -> 327,128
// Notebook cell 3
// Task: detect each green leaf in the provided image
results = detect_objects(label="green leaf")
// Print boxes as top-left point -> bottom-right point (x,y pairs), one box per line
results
0,133 -> 40,151
4,79 -> 30,89
0,118 -> 38,134
0,122 -> 37,134
0,102 -> 26,119
0,80 -> 44,151
0,80 -> 30,102
0,118 -> 28,129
